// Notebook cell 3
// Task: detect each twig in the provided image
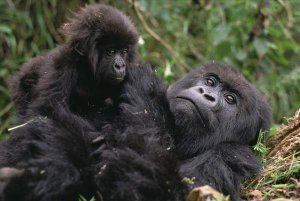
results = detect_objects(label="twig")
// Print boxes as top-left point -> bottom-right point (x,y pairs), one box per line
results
279,0 -> 293,28
248,0 -> 270,42
7,116 -> 48,131
128,0 -> 175,54
7,119 -> 34,131
126,0 -> 189,72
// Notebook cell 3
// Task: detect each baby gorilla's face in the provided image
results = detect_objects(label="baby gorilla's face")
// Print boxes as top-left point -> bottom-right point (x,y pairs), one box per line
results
95,45 -> 129,85
167,63 -> 272,158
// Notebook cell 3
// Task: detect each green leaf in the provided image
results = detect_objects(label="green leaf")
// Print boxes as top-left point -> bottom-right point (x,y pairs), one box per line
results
235,50 -> 247,61
253,38 -> 269,56
212,24 -> 231,46
164,60 -> 174,81
0,25 -> 12,34
215,41 -> 231,59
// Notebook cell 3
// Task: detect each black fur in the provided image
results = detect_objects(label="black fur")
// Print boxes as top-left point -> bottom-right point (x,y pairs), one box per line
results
89,63 -> 271,201
2,60 -> 271,201
0,65 -> 186,201
0,112 -> 96,201
11,4 -> 138,124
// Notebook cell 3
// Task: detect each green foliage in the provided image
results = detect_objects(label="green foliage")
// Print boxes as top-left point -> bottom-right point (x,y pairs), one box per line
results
0,0 -> 300,136
78,195 -> 96,201
253,130 -> 269,164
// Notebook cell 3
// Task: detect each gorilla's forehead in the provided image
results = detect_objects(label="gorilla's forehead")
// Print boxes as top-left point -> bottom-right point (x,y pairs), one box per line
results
64,4 -> 138,45
101,34 -> 137,47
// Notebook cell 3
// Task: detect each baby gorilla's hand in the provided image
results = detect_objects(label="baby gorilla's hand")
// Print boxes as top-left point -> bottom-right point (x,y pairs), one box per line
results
0,167 -> 42,200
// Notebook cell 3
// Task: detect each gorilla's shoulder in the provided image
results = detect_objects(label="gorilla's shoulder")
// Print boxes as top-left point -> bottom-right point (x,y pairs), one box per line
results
126,63 -> 166,95
120,64 -> 169,114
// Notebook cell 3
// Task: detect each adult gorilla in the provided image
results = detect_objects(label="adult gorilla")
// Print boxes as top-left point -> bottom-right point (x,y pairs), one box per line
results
0,63 -> 271,201
92,62 -> 272,201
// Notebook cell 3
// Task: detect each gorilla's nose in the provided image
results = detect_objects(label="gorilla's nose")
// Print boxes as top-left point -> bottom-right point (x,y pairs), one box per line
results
204,94 -> 215,102
113,62 -> 125,75
198,87 -> 217,105
198,87 -> 215,102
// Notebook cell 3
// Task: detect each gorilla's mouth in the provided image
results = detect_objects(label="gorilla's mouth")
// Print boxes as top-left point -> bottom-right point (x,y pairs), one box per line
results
176,96 -> 206,127
113,76 -> 125,84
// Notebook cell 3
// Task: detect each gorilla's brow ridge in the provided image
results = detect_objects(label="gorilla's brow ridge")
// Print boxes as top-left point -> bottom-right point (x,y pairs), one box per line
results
204,73 -> 221,83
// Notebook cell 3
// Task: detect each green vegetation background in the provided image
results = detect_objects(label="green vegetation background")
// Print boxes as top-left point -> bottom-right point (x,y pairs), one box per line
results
0,0 -> 300,136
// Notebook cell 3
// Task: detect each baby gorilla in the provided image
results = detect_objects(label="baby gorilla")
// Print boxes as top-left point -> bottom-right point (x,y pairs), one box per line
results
11,4 -> 138,125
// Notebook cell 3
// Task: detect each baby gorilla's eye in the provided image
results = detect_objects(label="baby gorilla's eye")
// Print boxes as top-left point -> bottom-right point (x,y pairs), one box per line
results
205,77 -> 216,87
122,48 -> 128,54
225,94 -> 236,104
106,49 -> 115,56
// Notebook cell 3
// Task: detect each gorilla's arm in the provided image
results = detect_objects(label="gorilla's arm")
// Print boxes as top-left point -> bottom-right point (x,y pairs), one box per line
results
25,47 -> 78,117
92,127 -> 187,201
179,142 -> 261,201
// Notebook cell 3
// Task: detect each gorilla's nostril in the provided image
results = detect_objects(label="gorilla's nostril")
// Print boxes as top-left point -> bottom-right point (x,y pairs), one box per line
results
204,94 -> 215,102
199,88 -> 204,94
114,63 -> 125,71
114,64 -> 121,70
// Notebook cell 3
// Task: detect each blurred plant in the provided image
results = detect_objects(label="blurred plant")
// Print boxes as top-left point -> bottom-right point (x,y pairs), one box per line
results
253,130 -> 269,164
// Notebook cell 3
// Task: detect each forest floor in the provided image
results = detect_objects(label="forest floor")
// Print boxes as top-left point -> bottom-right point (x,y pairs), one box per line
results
243,110 -> 300,201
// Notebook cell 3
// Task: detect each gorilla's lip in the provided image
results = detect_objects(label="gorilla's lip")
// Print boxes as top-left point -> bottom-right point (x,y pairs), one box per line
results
175,96 -> 206,127
115,77 -> 125,83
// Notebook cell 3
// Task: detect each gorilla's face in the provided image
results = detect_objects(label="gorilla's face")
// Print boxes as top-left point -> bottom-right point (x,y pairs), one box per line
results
85,37 -> 135,86
167,63 -> 271,159
97,44 -> 129,85
64,4 -> 138,87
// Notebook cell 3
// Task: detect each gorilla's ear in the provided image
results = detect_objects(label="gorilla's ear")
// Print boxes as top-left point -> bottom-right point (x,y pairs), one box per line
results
257,93 -> 272,140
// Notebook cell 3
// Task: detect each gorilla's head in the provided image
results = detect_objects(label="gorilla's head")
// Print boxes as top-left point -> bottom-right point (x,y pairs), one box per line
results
167,63 -> 272,159
62,4 -> 139,86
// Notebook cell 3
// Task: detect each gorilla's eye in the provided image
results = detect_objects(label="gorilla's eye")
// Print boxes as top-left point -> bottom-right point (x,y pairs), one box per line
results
225,94 -> 236,104
122,48 -> 128,54
106,49 -> 115,56
205,77 -> 216,87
